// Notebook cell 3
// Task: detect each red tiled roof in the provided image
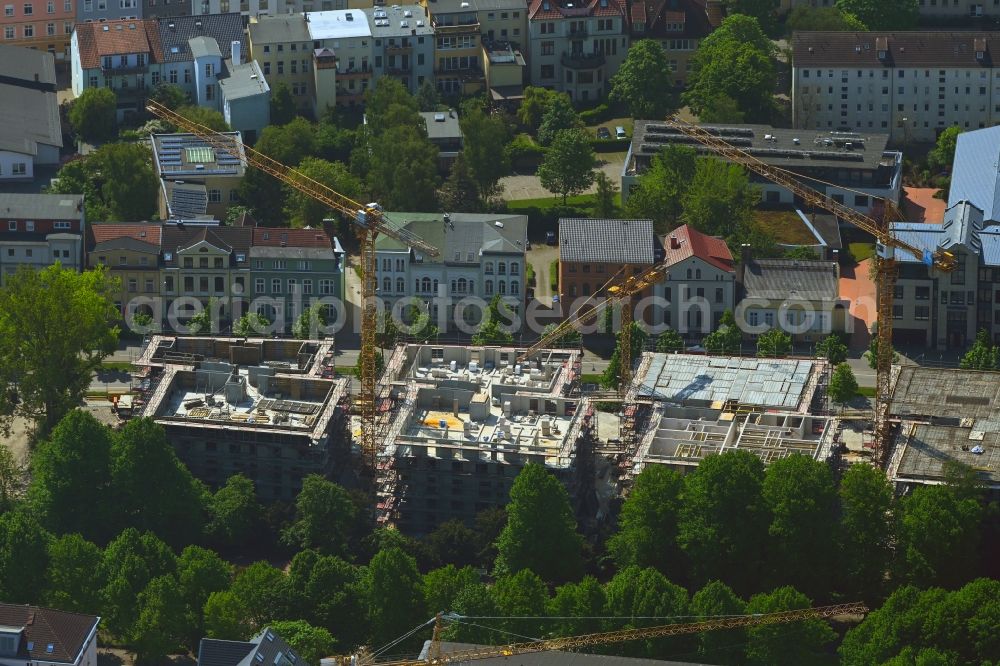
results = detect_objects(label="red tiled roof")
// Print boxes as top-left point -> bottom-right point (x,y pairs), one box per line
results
663,9 -> 685,20
662,224 -> 734,273
530,0 -> 626,21
252,228 -> 333,248
75,19 -> 163,69
89,223 -> 162,246
0,604 -> 99,665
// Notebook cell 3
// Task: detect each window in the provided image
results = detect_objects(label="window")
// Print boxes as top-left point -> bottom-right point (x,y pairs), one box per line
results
319,279 -> 334,295
46,22 -> 54,35
7,221 -> 15,231
540,64 -> 554,79
164,276 -> 174,291
912,305 -> 928,321
23,2 -> 31,14
213,257 -> 223,268
205,62 -> 213,77
128,278 -> 137,292
541,40 -> 554,56
715,288 -> 723,304
915,286 -> 930,300
302,279 -> 312,295
183,276 -> 194,291
255,278 -> 265,293
272,278 -> 281,293
5,26 -> 13,38
854,194 -> 869,207
208,189 -> 221,203
22,25 -> 32,37
3,5 -> 12,16
25,221 -> 34,231
45,0 -> 51,11
892,304 -> 903,319
510,262 -> 519,275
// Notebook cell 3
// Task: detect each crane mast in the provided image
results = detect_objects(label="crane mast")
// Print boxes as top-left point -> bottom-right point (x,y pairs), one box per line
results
145,101 -> 440,469
660,116 -> 956,461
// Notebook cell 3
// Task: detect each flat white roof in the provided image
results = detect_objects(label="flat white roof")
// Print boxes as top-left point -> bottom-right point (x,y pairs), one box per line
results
306,10 -> 372,41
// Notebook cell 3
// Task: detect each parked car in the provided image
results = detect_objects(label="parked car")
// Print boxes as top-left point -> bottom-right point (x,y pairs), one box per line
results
615,126 -> 627,139
597,126 -> 611,139
546,231 -> 557,245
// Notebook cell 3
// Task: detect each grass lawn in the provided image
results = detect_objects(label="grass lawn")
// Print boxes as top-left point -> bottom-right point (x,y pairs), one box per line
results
580,373 -> 604,385
99,361 -> 133,372
753,210 -> 817,245
857,386 -> 876,398
507,192 -> 623,210
848,242 -> 877,263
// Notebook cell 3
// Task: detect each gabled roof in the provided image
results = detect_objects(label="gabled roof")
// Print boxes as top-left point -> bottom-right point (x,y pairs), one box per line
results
628,0 -> 712,39
74,19 -> 163,69
161,225 -> 252,265
662,224 -> 734,273
91,236 -> 161,254
742,259 -> 840,301
158,13 -> 246,64
529,0 -> 626,21
89,222 -> 163,246
559,218 -> 654,264
197,628 -> 308,666
197,639 -> 256,666
948,125 -> 1000,222
0,604 -> 99,665
792,31 -> 998,68
253,228 -> 334,248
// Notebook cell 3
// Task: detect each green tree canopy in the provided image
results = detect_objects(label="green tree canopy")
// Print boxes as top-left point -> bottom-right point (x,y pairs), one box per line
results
269,82 -> 297,126
745,586 -> 837,665
681,157 -> 758,238
610,40 -> 676,118
492,569 -> 549,637
30,410 -> 113,540
131,575 -> 188,664
228,561 -> 294,634
896,484 -> 982,588
690,581 -> 747,665
203,590 -> 252,640
44,533 -> 103,614
698,93 -> 747,124
656,329 -> 685,353
536,93 -> 582,146
724,0 -> 778,34
836,0 -> 918,30
99,528 -> 177,636
495,463 -> 584,582
828,362 -> 859,406
763,456 -> 838,599
292,303 -> 329,340
232,312 -> 271,337
546,577 -> 606,637
927,125 -> 961,173
603,566 -> 691,658
0,507 -> 51,603
282,475 -> 358,557
594,171 -> 619,218
683,14 -> 776,122
423,565 -> 479,616
268,621 -> 336,665
472,294 -> 516,346
703,310 -> 743,355
786,5 -> 867,31
364,547 -> 426,649
678,450 -> 767,595
0,266 -> 119,435
438,152 -> 482,213
538,128 -> 596,204
288,551 -> 365,647
149,83 -> 188,110
460,106 -> 510,204
366,124 -> 439,212
69,87 -> 117,143
175,105 -> 230,132
239,118 -> 317,224
286,157 -> 363,229
607,466 -> 684,574
206,474 -> 262,548
416,79 -> 440,111
815,333 -> 849,365
756,327 -> 791,358
518,87 -> 567,131
838,463 -> 893,602
50,142 -> 159,222
624,146 -> 698,232
960,328 -> 999,369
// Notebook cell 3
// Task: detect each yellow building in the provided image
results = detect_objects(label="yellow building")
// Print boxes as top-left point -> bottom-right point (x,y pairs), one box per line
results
87,223 -> 164,322
483,41 -> 525,104
248,14 -> 315,113
151,133 -> 247,222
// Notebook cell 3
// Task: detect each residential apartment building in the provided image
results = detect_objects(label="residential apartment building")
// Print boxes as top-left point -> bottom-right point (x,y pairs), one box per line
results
420,109 -> 463,170
161,222 -> 251,324
156,13 -> 247,103
195,0 -> 285,17
737,251 -> 849,344
76,0 -> 142,24
87,222 -> 163,320
527,0 -> 627,102
623,121 -> 903,216
655,224 -> 736,337
308,9 -> 372,104
0,193 -> 84,284
374,212 -> 528,329
0,604 -> 100,666
423,0 -> 485,95
891,201 -> 996,349
249,227 -> 346,329
0,45 -> 61,181
791,31 -> 1000,143
366,4 -> 435,94
70,19 -> 162,118
558,218 -> 662,324
627,0 -> 714,88
151,132 -> 247,221
247,13 -> 313,110
1,0 -> 75,62
477,0 -> 528,46
145,0 -> 188,20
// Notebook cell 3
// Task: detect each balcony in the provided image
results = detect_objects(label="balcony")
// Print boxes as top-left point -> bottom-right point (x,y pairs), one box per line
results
387,64 -> 412,75
561,51 -> 605,69
566,27 -> 588,38
337,65 -> 372,79
433,20 -> 480,34
386,43 -> 412,54
434,65 -> 484,81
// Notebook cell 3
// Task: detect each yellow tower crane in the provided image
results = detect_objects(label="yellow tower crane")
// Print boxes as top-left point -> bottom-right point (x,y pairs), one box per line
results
146,100 -> 441,469
657,116 -> 957,462
335,601 -> 868,665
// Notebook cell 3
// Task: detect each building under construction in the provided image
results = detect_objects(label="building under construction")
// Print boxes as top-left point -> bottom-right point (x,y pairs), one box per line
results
373,344 -> 597,535
886,366 -> 1000,493
135,336 -> 350,501
619,353 -> 835,482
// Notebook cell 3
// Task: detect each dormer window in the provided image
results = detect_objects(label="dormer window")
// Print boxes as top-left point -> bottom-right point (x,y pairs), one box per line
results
0,632 -> 20,656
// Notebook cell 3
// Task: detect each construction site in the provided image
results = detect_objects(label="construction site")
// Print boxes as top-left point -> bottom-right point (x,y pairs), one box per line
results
371,343 -> 601,534
886,366 -> 1000,494
133,336 -> 350,502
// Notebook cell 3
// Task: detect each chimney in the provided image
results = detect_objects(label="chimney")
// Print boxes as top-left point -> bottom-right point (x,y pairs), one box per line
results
669,234 -> 680,250
736,243 -> 750,289
231,39 -> 241,64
